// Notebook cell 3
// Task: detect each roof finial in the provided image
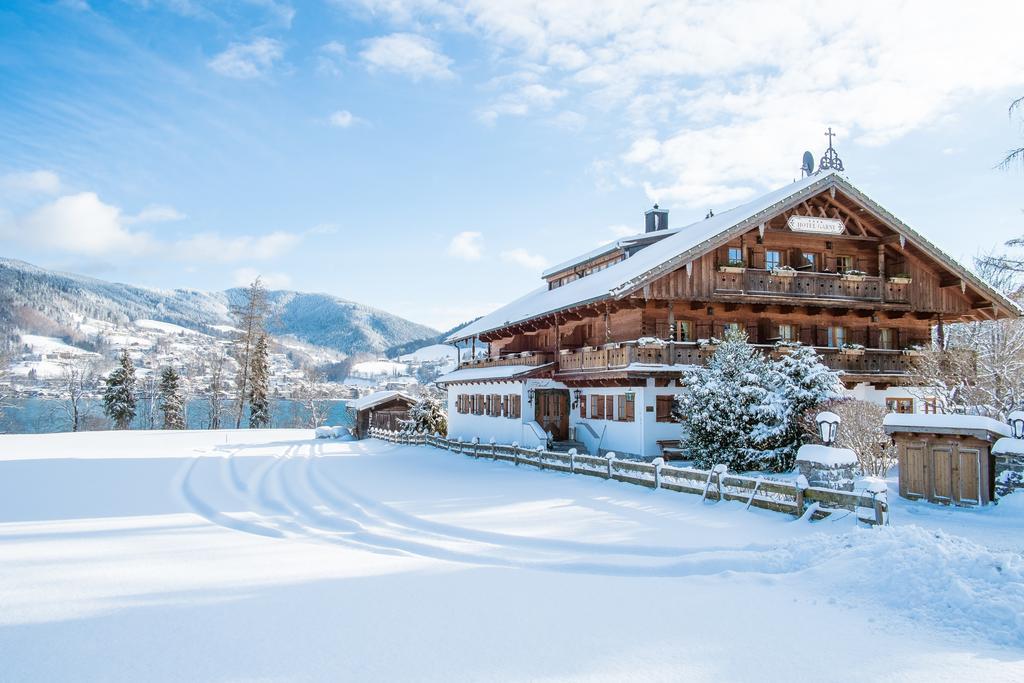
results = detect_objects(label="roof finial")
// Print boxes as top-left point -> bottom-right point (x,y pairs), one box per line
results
817,126 -> 844,172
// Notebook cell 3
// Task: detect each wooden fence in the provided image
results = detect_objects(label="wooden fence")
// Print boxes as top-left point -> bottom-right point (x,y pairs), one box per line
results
369,428 -> 888,525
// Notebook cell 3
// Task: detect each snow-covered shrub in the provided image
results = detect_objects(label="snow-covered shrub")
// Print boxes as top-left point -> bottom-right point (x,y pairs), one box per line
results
996,471 -> 1023,497
676,331 -> 840,472
406,395 -> 447,436
802,399 -> 897,477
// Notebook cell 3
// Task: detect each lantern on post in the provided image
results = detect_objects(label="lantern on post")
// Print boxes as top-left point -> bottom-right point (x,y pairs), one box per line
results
1009,410 -> 1024,440
816,411 -> 840,446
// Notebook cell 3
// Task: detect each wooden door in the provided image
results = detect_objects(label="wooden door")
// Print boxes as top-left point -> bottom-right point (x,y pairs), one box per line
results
902,442 -> 927,498
956,447 -> 981,505
534,390 -> 569,441
931,445 -> 953,503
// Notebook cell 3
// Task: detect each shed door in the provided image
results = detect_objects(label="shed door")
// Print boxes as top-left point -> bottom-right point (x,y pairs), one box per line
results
956,447 -> 981,506
903,442 -> 927,498
931,445 -> 953,503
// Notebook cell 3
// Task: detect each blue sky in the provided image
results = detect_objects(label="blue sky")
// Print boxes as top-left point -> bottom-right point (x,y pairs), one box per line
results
1,1 -> 1023,331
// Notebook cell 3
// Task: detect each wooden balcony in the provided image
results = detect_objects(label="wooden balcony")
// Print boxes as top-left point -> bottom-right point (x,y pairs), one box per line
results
714,269 -> 909,304
457,351 -> 554,370
554,341 -> 917,378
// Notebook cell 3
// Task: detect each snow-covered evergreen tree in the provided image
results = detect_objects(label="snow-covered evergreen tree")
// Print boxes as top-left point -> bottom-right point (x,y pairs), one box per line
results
102,349 -> 137,430
405,395 -> 447,435
760,344 -> 842,470
675,329 -> 777,470
247,334 -> 271,428
159,366 -> 186,430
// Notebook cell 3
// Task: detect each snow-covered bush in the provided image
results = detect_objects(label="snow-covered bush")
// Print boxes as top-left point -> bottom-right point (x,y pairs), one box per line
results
802,399 -> 897,477
996,471 -> 1023,497
676,331 -> 840,472
405,395 -> 447,436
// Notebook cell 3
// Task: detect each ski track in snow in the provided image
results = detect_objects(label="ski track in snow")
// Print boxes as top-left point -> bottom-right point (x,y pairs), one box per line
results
173,437 -> 1024,649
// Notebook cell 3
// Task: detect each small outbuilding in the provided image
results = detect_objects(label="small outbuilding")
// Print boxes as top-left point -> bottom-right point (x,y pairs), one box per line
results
349,390 -> 417,439
883,414 -> 1011,506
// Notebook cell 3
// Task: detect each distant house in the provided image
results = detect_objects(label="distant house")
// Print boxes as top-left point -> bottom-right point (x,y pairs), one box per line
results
350,390 -> 417,438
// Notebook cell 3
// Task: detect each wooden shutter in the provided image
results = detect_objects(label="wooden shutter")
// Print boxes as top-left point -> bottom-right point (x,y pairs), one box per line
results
624,395 -> 635,422
617,395 -> 625,421
656,395 -> 671,422
590,395 -> 601,419
605,395 -> 615,421
580,395 -> 587,418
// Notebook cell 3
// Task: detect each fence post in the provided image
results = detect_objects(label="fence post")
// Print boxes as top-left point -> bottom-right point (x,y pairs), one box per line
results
652,457 -> 664,490
606,452 -> 617,479
568,448 -> 577,474
512,441 -> 519,466
794,474 -> 808,517
489,437 -> 497,460
472,437 -> 480,458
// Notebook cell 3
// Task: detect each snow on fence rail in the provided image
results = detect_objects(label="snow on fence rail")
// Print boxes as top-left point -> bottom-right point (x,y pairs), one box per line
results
369,428 -> 887,525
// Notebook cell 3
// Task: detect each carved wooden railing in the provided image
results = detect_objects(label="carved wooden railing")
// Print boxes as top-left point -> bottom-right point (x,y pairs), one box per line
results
458,351 -> 554,371
714,269 -> 909,304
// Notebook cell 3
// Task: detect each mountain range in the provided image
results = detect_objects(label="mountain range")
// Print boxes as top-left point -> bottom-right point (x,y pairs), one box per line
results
0,257 -> 439,358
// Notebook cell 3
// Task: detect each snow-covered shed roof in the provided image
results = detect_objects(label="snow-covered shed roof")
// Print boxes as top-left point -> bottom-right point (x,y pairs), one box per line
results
448,171 -> 1020,343
352,390 -> 416,412
434,363 -> 553,386
883,413 -> 1012,439
796,444 -> 858,467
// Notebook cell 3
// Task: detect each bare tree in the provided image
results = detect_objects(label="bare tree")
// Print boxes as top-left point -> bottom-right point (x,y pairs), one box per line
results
230,278 -> 270,429
294,366 -> 330,428
0,350 -> 13,425
59,358 -> 98,432
206,348 -> 228,429
999,95 -> 1024,170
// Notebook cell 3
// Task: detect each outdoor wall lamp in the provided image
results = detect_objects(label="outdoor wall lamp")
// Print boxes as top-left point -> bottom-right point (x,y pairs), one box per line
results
816,411 -> 840,446
1010,410 -> 1024,440
572,389 -> 582,409
527,388 -> 536,406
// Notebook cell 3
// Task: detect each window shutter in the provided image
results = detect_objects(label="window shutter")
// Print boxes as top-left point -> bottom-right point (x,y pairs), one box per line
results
626,395 -> 635,421
605,395 -> 615,421
580,395 -> 587,418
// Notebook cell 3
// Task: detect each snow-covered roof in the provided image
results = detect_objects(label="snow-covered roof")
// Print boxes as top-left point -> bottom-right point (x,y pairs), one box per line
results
883,413 -> 1012,438
448,171 -> 1020,343
796,444 -> 858,467
540,228 -> 680,278
992,437 -> 1024,456
434,363 -> 552,386
352,390 -> 416,411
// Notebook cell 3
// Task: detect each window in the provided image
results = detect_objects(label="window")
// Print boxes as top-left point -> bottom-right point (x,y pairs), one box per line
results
802,252 -> 817,270
827,326 -> 846,347
923,397 -> 939,415
835,255 -> 853,273
656,395 -> 677,423
579,395 -> 587,418
886,398 -> 914,414
617,394 -> 635,422
778,324 -> 796,342
766,250 -> 782,270
725,322 -> 743,335
878,328 -> 893,350
727,246 -> 743,266
590,394 -> 604,420
676,320 -> 691,342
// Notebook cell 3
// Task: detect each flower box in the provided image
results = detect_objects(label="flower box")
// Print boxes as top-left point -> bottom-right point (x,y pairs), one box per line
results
719,266 -> 746,274
888,276 -> 912,285
771,267 -> 798,277
902,348 -> 924,357
839,346 -> 865,356
840,273 -> 867,282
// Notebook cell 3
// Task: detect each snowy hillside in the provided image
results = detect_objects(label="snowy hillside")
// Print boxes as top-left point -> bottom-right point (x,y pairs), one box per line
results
0,257 -> 437,357
0,430 -> 1021,680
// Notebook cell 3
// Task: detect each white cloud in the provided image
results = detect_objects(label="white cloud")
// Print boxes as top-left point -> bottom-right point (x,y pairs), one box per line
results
329,110 -> 356,128
500,248 -> 548,270
0,170 -> 61,195
447,231 -> 482,260
345,1 -> 1024,206
2,190 -> 301,263
208,38 -> 284,79
124,204 -> 186,224
549,110 -> 586,131
232,267 -> 292,289
16,192 -> 152,256
360,33 -> 454,81
318,41 -> 347,75
175,231 -> 301,262
478,82 -> 566,124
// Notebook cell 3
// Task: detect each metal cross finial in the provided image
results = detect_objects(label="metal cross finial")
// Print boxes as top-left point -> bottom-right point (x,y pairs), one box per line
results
818,126 -> 845,172
825,127 -> 836,148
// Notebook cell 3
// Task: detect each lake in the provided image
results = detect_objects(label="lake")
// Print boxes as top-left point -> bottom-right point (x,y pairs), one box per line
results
0,398 -> 354,435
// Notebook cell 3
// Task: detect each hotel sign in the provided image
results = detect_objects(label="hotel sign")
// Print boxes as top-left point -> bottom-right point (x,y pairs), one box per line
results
787,215 -> 845,235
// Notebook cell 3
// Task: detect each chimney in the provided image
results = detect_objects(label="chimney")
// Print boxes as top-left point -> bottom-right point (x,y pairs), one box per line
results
644,204 -> 669,233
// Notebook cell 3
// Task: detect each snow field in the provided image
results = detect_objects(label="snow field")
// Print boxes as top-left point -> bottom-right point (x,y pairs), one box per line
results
0,430 -> 1021,681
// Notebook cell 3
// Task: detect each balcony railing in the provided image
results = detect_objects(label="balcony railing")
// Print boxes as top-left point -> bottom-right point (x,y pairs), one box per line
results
555,341 -> 917,376
714,269 -> 909,304
458,351 -> 554,370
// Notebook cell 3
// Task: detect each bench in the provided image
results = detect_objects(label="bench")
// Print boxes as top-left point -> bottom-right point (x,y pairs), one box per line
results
656,439 -> 685,461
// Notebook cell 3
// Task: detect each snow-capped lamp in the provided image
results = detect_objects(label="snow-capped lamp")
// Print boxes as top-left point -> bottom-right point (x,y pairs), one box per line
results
816,411 -> 841,446
1009,410 -> 1024,439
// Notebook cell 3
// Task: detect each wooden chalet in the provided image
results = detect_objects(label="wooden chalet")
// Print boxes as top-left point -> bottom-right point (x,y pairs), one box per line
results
350,390 -> 417,439
438,170 -> 1019,459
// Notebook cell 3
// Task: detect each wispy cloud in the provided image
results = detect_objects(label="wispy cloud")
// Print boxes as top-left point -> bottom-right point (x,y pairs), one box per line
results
500,248 -> 548,270
124,204 -> 186,224
0,170 -> 61,195
360,33 -> 453,81
208,38 -> 284,79
317,41 -> 347,76
447,231 -> 482,260
329,110 -> 357,128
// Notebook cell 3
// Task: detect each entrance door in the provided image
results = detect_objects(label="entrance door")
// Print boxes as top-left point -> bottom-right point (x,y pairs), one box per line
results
956,447 -> 981,505
534,389 -> 569,441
